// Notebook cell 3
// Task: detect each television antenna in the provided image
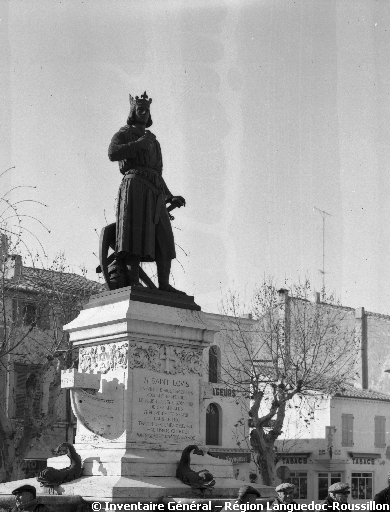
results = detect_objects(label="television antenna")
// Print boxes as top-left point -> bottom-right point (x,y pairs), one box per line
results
314,207 -> 332,294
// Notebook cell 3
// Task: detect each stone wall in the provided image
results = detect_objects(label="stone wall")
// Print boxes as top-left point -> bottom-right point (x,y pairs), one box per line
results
366,312 -> 390,394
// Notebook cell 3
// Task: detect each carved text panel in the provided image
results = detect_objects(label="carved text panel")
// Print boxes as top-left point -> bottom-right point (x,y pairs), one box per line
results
132,369 -> 200,444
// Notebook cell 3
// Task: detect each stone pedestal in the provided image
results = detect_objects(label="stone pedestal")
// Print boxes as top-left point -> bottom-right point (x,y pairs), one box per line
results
0,287 -> 276,505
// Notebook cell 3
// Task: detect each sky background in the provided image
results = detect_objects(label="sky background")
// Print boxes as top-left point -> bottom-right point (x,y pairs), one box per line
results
1,0 -> 390,314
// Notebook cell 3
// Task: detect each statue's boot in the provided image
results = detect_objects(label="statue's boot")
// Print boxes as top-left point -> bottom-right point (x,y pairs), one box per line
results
126,256 -> 144,287
108,255 -> 128,289
156,256 -> 187,295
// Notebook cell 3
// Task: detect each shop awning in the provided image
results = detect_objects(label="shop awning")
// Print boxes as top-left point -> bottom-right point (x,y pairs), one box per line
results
347,452 -> 381,459
208,450 -> 251,464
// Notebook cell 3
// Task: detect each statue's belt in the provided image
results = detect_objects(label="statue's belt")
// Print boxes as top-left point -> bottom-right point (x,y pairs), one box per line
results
123,170 -> 164,225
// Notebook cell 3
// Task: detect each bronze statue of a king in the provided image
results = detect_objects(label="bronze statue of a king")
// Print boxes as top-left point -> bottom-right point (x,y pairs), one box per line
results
104,91 -> 186,294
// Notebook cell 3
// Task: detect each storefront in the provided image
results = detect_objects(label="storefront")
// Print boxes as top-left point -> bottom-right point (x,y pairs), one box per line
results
21,459 -> 47,479
208,448 -> 253,480
275,451 -> 385,503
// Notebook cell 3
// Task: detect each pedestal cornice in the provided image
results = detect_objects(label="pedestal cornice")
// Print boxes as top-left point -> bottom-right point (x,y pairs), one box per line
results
64,291 -> 217,346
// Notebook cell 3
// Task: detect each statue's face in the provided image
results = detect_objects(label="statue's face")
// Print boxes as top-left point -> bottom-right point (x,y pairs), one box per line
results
134,105 -> 150,125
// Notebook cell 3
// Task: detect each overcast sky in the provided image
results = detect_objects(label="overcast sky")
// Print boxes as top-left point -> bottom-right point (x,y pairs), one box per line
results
2,0 -> 390,314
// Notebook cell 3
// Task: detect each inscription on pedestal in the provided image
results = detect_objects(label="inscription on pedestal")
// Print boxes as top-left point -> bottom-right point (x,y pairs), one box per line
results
132,369 -> 200,444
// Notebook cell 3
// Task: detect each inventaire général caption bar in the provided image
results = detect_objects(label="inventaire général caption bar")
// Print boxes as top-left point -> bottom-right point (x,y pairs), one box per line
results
90,502 -> 390,511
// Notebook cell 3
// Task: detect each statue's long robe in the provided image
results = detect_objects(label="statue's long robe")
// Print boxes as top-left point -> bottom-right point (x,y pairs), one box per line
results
108,125 -> 176,262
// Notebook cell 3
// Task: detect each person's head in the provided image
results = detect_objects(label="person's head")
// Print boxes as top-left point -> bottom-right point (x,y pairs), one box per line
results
275,483 -> 295,504
12,485 -> 36,508
127,92 -> 153,128
237,485 -> 261,505
328,482 -> 350,503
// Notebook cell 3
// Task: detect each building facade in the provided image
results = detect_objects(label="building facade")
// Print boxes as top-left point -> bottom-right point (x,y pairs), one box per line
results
275,387 -> 390,503
203,313 -> 255,483
0,244 -> 104,481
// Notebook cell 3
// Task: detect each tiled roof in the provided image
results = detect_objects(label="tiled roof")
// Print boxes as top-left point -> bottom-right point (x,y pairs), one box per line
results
7,266 -> 106,296
333,386 -> 390,402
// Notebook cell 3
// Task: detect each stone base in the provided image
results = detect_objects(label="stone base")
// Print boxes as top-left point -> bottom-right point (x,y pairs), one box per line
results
0,451 -> 276,504
85,286 -> 201,311
0,474 -> 276,503
48,449 -> 237,479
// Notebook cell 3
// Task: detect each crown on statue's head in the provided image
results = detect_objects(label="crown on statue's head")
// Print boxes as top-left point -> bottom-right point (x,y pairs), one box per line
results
129,91 -> 152,109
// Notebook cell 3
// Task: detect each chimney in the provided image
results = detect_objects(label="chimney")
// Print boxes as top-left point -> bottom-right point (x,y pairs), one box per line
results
0,234 -> 8,263
278,289 -> 290,361
355,307 -> 368,390
5,254 -> 23,279
312,291 -> 321,303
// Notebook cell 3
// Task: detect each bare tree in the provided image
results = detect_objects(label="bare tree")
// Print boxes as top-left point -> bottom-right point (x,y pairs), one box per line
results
0,249 -> 104,482
0,170 -> 103,481
220,279 -> 359,486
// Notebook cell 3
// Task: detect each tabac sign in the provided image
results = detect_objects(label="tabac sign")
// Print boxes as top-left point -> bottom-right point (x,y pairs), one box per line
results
348,452 -> 381,465
278,452 -> 311,465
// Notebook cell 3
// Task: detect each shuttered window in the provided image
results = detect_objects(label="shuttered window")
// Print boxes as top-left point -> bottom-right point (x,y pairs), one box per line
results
375,416 -> 386,448
15,371 -> 27,418
341,414 -> 354,446
12,299 -> 19,324
14,364 -> 42,419
206,403 -> 220,445
38,304 -> 51,330
209,346 -> 219,383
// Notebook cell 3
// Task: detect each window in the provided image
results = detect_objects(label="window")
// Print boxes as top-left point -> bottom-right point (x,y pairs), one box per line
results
341,414 -> 353,446
286,471 -> 308,499
12,300 -> 37,327
14,364 -> 42,419
209,346 -> 220,383
375,416 -> 386,448
12,300 -> 50,330
22,303 -> 37,326
351,473 -> 373,500
206,403 -> 220,445
318,472 -> 342,501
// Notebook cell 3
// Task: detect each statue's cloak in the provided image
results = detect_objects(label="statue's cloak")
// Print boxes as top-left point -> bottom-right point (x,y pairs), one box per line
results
108,125 -> 176,262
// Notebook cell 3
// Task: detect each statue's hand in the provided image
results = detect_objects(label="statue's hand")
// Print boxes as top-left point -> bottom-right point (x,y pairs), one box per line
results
134,135 -> 152,150
171,196 -> 186,208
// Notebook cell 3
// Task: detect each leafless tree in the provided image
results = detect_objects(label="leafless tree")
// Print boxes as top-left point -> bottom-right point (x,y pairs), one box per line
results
0,169 -> 102,481
220,279 -> 359,486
